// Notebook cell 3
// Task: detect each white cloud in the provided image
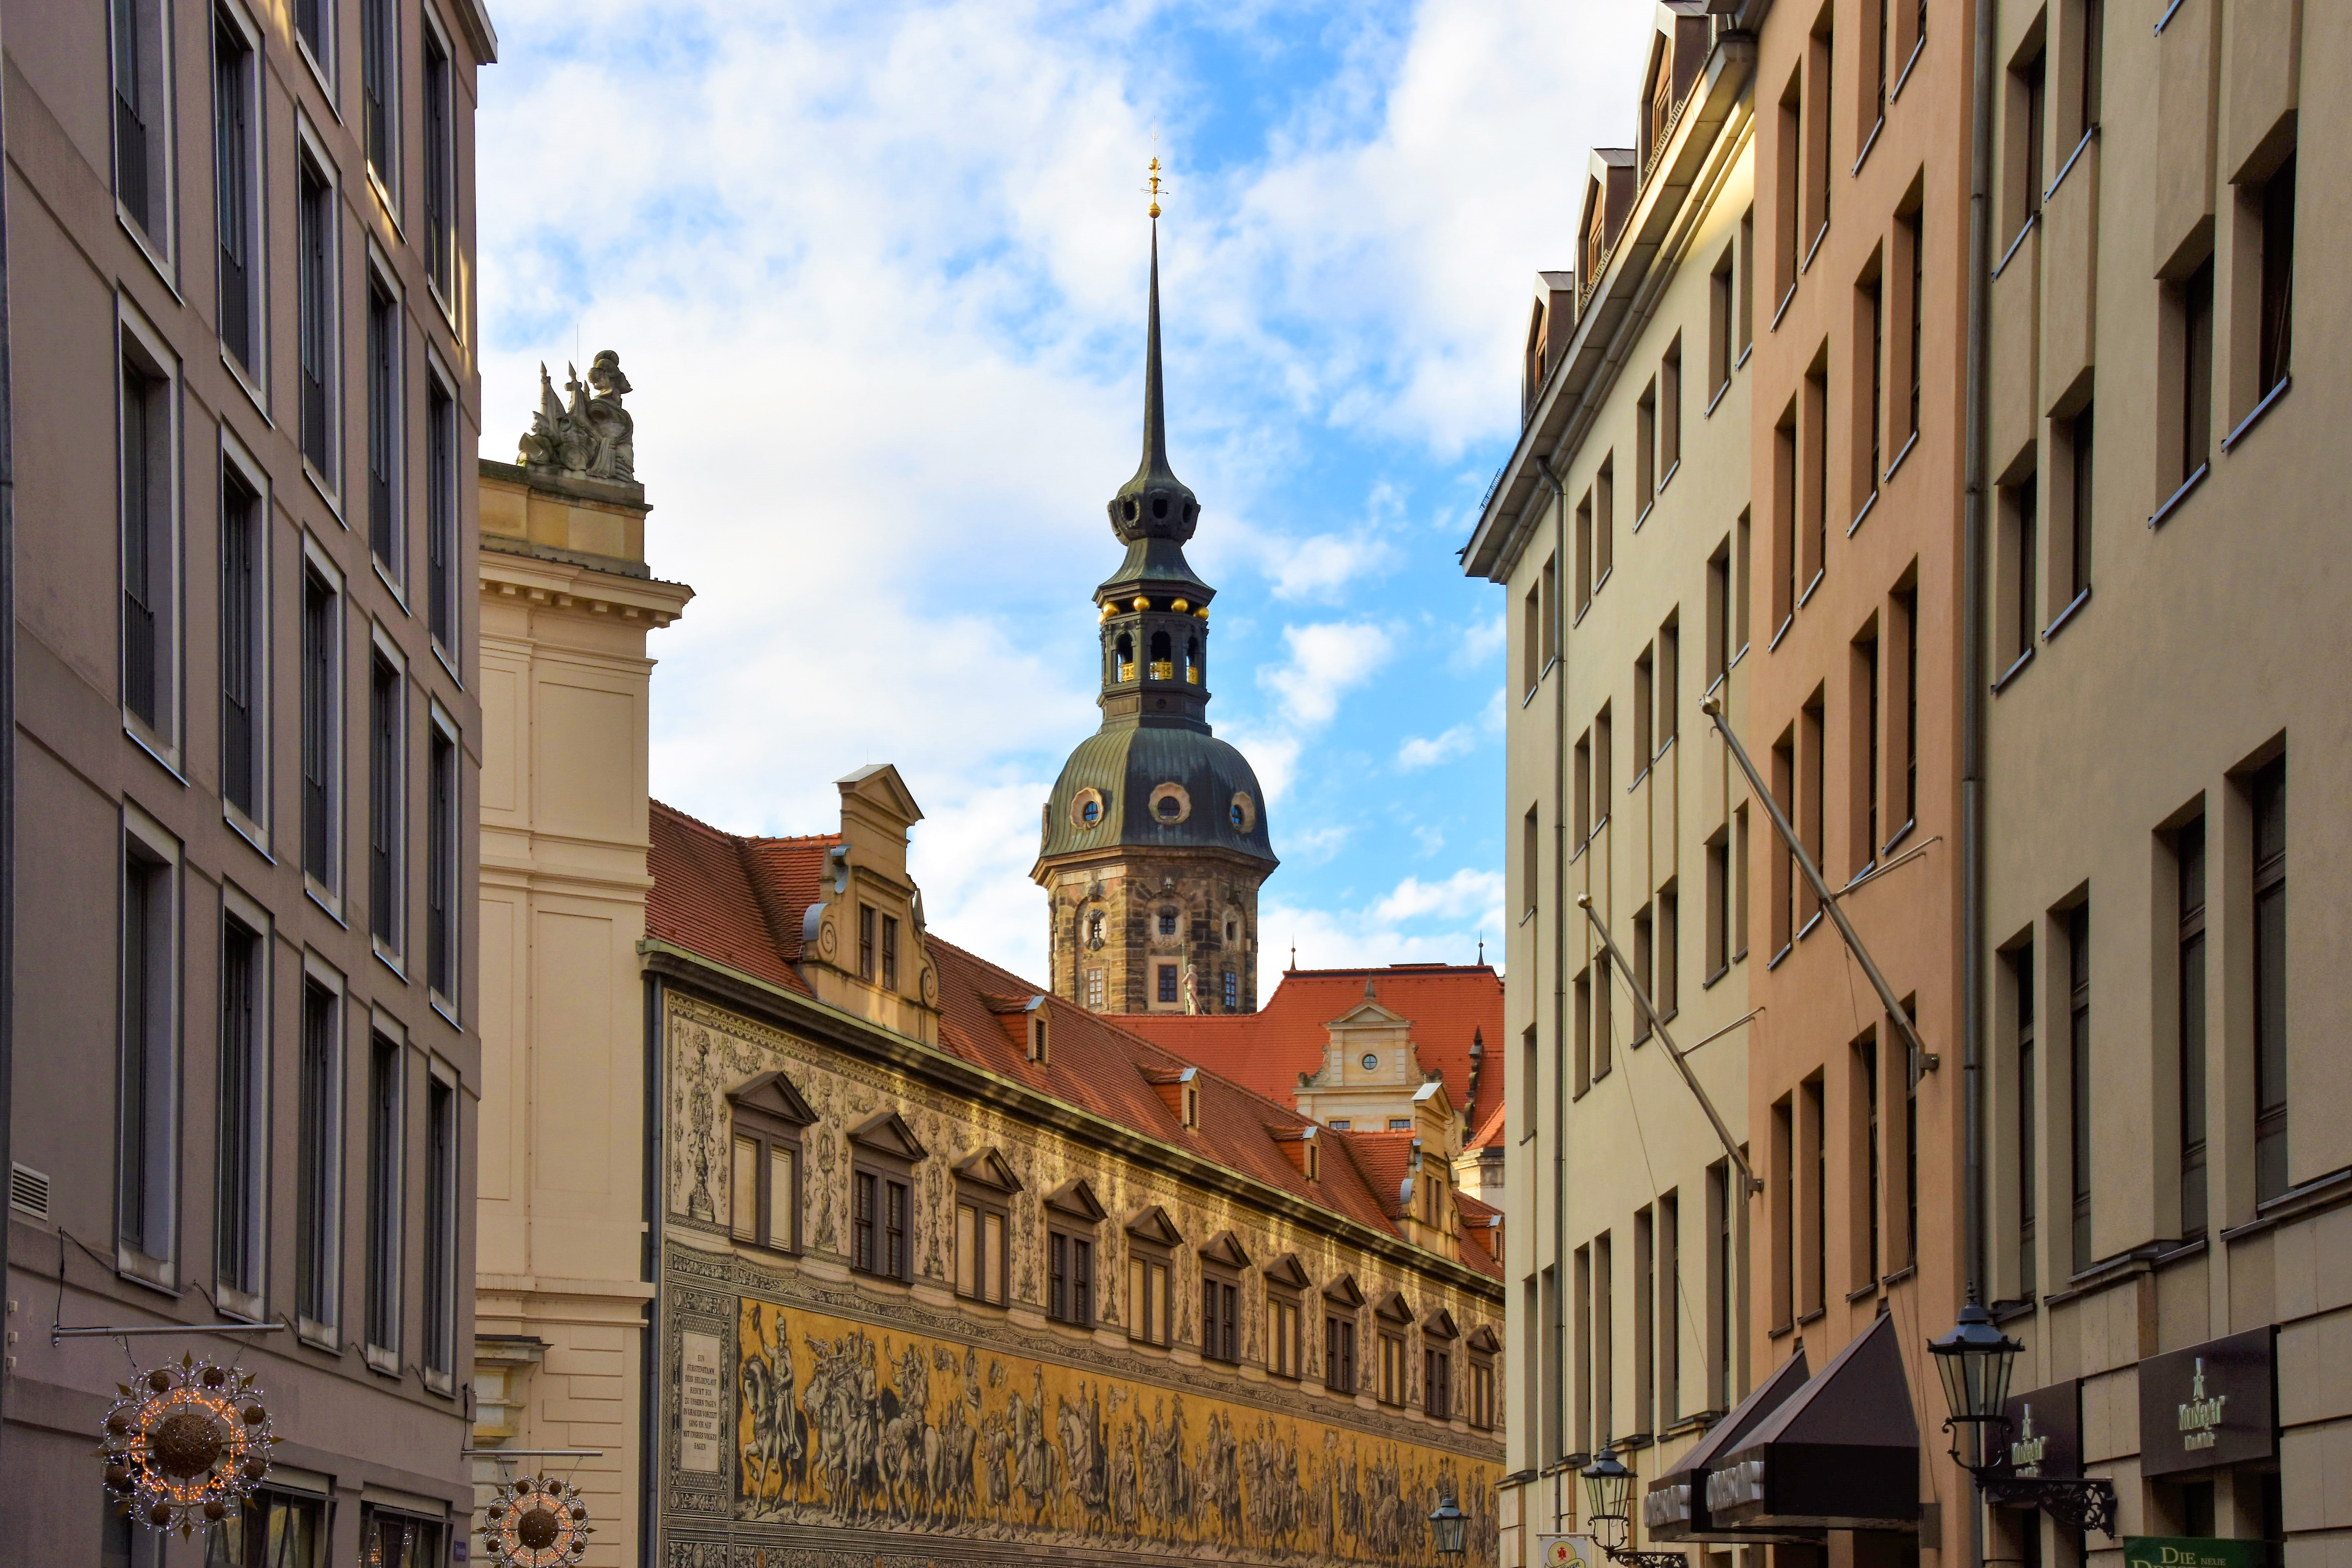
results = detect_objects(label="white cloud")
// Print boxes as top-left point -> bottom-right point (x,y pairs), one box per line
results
1397,723 -> 1475,770
1260,533 -> 1398,601
1451,610 -> 1507,672
1262,621 -> 1395,729
1259,864 -> 1504,983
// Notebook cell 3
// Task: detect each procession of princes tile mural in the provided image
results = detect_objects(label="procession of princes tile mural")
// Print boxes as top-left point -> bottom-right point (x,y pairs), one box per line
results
656,994 -> 1503,1567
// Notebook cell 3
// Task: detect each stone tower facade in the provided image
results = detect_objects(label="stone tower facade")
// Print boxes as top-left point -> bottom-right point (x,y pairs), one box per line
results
1033,221 -> 1277,1014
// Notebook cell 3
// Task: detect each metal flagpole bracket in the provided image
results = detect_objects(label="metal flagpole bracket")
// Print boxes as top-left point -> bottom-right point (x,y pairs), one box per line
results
1699,691 -> 1940,1075
54,1321 -> 285,1347
1576,894 -> 1763,1196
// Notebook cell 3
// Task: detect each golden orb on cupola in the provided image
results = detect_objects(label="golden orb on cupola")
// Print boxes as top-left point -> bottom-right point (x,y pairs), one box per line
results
1131,595 -> 1149,611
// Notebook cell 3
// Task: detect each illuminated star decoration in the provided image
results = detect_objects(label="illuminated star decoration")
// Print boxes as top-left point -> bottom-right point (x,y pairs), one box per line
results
98,1352 -> 278,1536
481,1474 -> 594,1568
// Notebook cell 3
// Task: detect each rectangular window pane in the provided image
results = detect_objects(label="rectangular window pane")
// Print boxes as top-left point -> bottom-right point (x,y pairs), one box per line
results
769,1147 -> 794,1250
424,1077 -> 456,1374
731,1136 -> 758,1241
886,1180 -> 907,1279
370,657 -> 401,945
1074,1238 -> 1091,1326
984,1212 -> 1004,1303
297,982 -> 339,1325
428,382 -> 457,650
221,471 -> 260,816
301,572 -> 336,884
120,358 -> 167,730
217,920 -> 261,1294
214,16 -> 255,369
297,165 -> 333,473
955,1203 -> 976,1296
2252,758 -> 2287,1201
120,850 -> 174,1263
366,1035 -> 401,1352
853,1172 -> 875,1272
422,34 -> 454,296
428,726 -> 456,998
361,0 -> 394,180
367,286 -> 398,567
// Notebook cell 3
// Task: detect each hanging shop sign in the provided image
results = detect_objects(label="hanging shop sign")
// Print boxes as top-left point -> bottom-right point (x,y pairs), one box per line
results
1644,1347 -> 1822,1543
2123,1538 -> 2269,1568
98,1354 -> 278,1535
480,1474 -> 593,1568
2136,1328 -> 2275,1479
1708,1314 -> 1920,1532
1988,1378 -> 2083,1494
1537,1534 -> 1602,1568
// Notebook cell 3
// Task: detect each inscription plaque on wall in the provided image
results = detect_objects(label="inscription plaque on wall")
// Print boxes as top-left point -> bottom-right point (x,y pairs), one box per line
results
679,1330 -> 724,1473
2136,1327 -> 2274,1479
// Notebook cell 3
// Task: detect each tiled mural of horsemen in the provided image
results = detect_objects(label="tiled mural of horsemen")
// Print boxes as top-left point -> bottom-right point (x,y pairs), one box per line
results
731,1298 -> 1497,1566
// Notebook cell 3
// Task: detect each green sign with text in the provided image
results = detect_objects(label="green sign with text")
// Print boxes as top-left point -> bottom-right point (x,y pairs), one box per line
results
2124,1538 -> 2267,1568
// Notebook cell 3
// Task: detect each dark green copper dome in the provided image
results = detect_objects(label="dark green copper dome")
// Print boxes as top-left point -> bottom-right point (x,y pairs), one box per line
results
1038,218 -> 1275,873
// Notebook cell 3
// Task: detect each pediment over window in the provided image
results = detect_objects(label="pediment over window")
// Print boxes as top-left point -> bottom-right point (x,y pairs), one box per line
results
953,1146 -> 1023,1194
1323,1273 -> 1366,1309
1466,1324 -> 1503,1356
1045,1176 -> 1106,1221
1422,1307 -> 1461,1340
1199,1230 -> 1251,1270
1373,1290 -> 1416,1325
1124,1204 -> 1185,1249
728,1070 -> 817,1128
1263,1252 -> 1313,1291
848,1107 -> 927,1163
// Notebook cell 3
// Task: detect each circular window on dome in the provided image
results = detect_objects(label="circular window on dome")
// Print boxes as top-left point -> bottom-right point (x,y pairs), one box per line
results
1228,792 -> 1257,833
1069,788 -> 1109,831
1148,783 -> 1191,824
1361,1053 -> 1379,1071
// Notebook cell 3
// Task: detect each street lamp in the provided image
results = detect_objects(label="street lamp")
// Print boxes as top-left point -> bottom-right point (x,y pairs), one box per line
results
1428,1491 -> 1468,1561
1927,1299 -> 2116,1536
1579,1445 -> 1688,1568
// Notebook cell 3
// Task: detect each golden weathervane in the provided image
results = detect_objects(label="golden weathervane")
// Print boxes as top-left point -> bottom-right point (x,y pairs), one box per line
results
1144,153 -> 1167,219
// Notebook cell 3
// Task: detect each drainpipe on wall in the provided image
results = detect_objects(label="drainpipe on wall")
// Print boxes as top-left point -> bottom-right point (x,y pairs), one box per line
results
1962,0 -> 2000,1567
1537,453 -> 1568,1532
0,4 -> 19,1511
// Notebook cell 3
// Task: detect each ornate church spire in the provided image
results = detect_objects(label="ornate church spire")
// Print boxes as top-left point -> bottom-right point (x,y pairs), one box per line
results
1109,172 -> 1199,548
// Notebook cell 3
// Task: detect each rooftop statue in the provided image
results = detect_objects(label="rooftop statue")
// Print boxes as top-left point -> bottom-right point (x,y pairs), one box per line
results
519,348 -> 636,483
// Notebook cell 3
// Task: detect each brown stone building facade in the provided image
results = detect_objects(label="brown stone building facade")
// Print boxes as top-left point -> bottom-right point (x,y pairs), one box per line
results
1,0 -> 494,1559
1471,5 -> 2349,1568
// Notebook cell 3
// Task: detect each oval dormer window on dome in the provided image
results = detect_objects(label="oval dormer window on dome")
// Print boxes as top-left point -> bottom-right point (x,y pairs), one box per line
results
1228,793 -> 1256,833
1148,782 -> 1191,824
1082,800 -> 1102,825
1070,787 -> 1108,830
1157,797 -> 1181,820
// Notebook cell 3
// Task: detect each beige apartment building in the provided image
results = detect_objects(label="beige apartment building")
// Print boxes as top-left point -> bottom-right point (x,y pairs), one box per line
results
470,375 -> 693,1563
1976,6 -> 2342,1568
1462,7 -> 1760,1561
2,0 -> 494,1558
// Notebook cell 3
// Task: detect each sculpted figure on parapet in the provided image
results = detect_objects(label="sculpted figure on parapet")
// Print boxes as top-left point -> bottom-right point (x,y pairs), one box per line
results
518,348 -> 637,483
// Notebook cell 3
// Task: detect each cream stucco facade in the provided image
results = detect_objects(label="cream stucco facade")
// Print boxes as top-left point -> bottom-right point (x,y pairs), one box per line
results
471,456 -> 692,1562
1466,10 -> 1760,1562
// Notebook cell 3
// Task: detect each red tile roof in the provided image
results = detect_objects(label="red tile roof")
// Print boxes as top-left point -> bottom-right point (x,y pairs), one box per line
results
1113,964 -> 1506,1128
1467,1099 -> 1509,1152
644,802 -> 1499,1279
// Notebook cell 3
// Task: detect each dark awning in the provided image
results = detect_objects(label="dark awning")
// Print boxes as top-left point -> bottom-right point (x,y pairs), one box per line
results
1708,1314 -> 1920,1532
1644,1347 -> 1822,1543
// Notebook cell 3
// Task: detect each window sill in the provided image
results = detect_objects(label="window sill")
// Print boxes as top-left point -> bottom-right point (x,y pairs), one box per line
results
374,557 -> 411,615
1766,942 -> 1793,971
1880,1262 -> 1917,1289
1731,639 -> 1751,669
2041,584 -> 2092,642
116,1245 -> 178,1294
2148,463 -> 2209,530
118,209 -> 184,304
1797,909 -> 1825,942
1771,284 -> 1797,334
1737,341 -> 1753,371
430,989 -> 459,1027
2221,374 -> 2291,454
1635,501 -> 1655,533
297,1315 -> 339,1352
1702,964 -> 1730,991
305,877 -> 347,927
1797,1307 -> 1826,1327
1707,380 -> 1731,418
1989,645 -> 2034,694
1767,615 -> 1794,653
1880,818 -> 1916,860
304,459 -> 344,524
1847,489 -> 1878,538
364,1345 -> 400,1377
365,165 -> 405,238
1993,214 -> 2037,280
226,803 -> 273,862
222,345 -> 272,426
2155,0 -> 2189,32
1659,459 -> 1680,495
431,636 -> 465,688
295,35 -> 338,112
123,719 -> 188,785
2046,128 -> 2097,207
1797,567 -> 1826,610
1594,566 -> 1612,597
1884,428 -> 1919,484
1630,765 -> 1651,792
1732,945 -> 1749,965
1767,1320 -> 1794,1341
373,937 -> 408,982
1891,34 -> 1927,101
1800,224 -> 1829,277
1846,1280 -> 1881,1305
1853,116 -> 1885,176
426,275 -> 462,343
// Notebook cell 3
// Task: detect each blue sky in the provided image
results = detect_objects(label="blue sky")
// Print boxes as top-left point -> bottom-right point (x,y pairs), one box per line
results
475,0 -> 1657,988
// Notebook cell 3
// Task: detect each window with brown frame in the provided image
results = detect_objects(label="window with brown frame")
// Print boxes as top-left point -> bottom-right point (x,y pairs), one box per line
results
1265,1256 -> 1309,1378
953,1150 -> 1020,1307
1374,1295 -> 1414,1407
1045,1178 -> 1105,1328
1467,1329 -> 1499,1430
848,1110 -> 924,1283
727,1073 -> 814,1254
1125,1207 -> 1181,1347
1323,1277 -> 1364,1394
1422,1312 -> 1459,1421
1197,1231 -> 1251,1363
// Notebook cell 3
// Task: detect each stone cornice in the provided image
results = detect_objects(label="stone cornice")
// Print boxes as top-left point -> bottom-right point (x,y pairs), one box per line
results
479,546 -> 693,626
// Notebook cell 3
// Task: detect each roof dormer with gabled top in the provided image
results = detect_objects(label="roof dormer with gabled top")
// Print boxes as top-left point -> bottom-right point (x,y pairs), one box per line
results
794,764 -> 942,1044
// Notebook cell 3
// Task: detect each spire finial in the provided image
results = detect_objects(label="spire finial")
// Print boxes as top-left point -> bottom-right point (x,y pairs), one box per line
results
1140,181 -> 1171,481
1144,153 -> 1165,220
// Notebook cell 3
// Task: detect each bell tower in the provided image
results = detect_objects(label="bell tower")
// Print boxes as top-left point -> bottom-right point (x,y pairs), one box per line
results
1031,199 -> 1277,1014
